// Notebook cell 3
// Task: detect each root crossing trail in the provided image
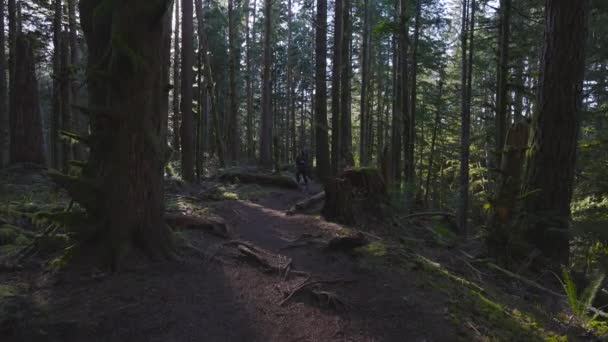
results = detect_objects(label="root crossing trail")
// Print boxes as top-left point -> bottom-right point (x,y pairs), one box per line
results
21,183 -> 460,342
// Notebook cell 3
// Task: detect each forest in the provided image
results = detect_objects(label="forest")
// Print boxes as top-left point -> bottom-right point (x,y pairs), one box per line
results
0,0 -> 606,340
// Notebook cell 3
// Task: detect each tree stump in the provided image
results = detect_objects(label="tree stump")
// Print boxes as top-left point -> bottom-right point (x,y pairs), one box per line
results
322,168 -> 388,224
322,178 -> 354,224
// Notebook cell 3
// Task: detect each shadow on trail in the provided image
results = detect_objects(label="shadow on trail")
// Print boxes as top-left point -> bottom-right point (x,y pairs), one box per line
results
214,197 -> 459,341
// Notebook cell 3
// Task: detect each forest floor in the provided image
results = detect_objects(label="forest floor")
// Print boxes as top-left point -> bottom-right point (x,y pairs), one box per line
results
0,164 -> 597,341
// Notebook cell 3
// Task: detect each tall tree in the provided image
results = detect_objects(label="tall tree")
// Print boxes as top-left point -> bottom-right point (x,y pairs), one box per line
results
314,0 -> 330,181
495,0 -> 511,167
51,0 -> 63,169
226,0 -> 240,163
457,0 -> 475,237
359,0 -> 371,167
340,0 -> 353,168
10,34 -> 44,165
331,0 -> 343,175
68,0 -> 175,267
68,0 -> 84,160
0,0 -> 7,166
407,0 -> 422,186
7,0 -> 16,163
522,0 -> 589,265
181,0 -> 195,182
260,0 -> 273,167
172,0 -> 181,152
245,0 -> 256,159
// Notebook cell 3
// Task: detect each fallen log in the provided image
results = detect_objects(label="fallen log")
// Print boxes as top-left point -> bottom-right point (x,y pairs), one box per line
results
219,172 -> 299,189
165,213 -> 230,238
325,232 -> 368,252
403,212 -> 456,220
286,192 -> 325,215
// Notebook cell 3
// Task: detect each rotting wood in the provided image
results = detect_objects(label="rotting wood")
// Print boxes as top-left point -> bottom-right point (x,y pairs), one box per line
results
286,191 -> 325,215
219,171 -> 299,189
165,213 -> 230,239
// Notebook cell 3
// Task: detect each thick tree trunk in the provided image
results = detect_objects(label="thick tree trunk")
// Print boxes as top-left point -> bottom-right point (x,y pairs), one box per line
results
9,34 -> 44,165
60,30 -> 72,167
522,0 -> 589,266
314,0 -> 330,182
172,0 -> 181,152
76,0 -> 174,267
260,0 -> 273,167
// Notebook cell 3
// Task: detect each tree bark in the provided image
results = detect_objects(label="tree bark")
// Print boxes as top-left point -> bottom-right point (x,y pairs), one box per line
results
68,0 -> 84,161
172,0 -> 181,152
522,0 -> 589,265
330,0 -> 343,175
314,0 -> 330,182
495,0 -> 511,168
425,76 -> 444,206
245,0 -> 256,159
359,0 -> 371,167
6,0 -> 16,166
51,0 -> 63,169
0,0 -> 7,167
226,0 -> 240,163
181,0 -> 195,182
9,34 -> 44,165
407,0 -> 422,187
340,0 -> 353,168
457,0 -> 475,238
260,0 -> 273,167
75,0 -> 175,267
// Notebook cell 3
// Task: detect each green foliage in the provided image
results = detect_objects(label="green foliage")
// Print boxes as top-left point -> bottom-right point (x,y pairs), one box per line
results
558,270 -> 605,326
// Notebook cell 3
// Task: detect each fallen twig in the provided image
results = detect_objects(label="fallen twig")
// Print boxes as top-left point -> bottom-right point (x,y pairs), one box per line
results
279,277 -> 356,306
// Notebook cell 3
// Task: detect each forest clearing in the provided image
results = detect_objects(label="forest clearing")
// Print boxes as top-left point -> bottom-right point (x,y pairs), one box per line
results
0,0 -> 607,341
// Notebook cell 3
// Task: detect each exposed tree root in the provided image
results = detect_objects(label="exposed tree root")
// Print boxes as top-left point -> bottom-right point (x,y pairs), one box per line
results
279,277 -> 356,307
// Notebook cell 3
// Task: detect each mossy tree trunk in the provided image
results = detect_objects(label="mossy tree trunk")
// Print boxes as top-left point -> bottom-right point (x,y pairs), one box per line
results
76,0 -> 174,267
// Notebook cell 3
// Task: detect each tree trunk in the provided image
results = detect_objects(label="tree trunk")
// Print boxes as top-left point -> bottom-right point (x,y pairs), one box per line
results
60,30 -> 72,168
425,76 -> 444,206
260,0 -> 273,167
521,0 -> 589,266
51,0 -> 63,169
227,0 -> 240,163
68,0 -> 84,161
172,0 -> 181,152
245,0 -> 256,160
330,0 -> 343,175
340,0 -> 353,168
314,0 -> 330,182
9,34 -> 44,165
181,0 -> 195,182
359,0 -> 370,167
0,0 -> 7,167
495,0 -> 511,168
75,0 -> 175,267
407,0 -> 422,187
6,0 -> 16,166
457,0 -> 475,238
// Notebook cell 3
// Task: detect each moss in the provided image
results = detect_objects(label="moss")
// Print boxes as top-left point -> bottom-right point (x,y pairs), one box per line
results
356,241 -> 387,257
0,225 -> 19,245
0,285 -> 18,299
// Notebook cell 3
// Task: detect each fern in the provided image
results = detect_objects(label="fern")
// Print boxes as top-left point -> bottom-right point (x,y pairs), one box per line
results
559,270 -> 605,325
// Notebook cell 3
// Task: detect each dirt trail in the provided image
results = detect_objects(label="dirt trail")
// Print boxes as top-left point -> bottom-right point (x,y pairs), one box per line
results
9,182 -> 462,342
